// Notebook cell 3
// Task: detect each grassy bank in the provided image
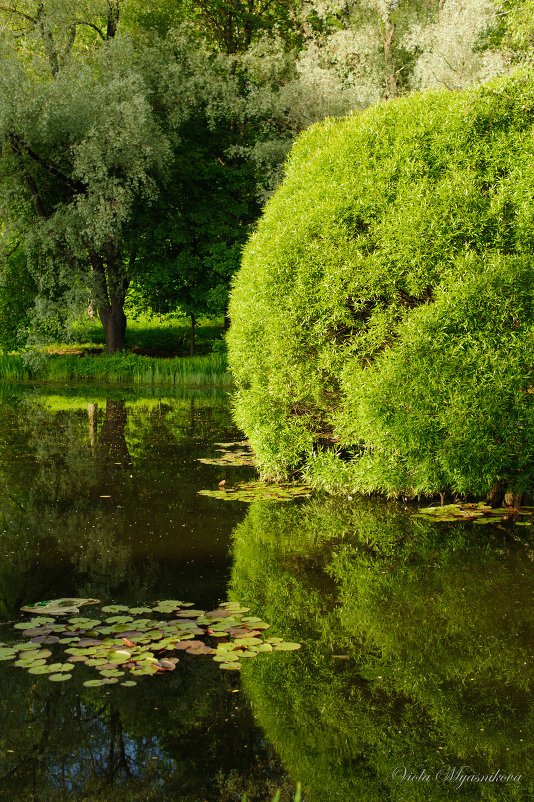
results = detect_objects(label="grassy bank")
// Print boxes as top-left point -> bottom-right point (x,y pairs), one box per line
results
0,352 -> 232,387
68,315 -> 225,356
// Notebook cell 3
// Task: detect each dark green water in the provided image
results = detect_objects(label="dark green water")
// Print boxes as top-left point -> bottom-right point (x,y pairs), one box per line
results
0,385 -> 532,801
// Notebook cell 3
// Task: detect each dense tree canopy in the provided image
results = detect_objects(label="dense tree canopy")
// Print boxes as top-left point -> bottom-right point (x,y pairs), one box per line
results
0,0 -> 530,352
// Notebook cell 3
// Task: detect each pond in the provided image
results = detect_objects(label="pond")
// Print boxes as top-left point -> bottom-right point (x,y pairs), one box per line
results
0,385 -> 532,801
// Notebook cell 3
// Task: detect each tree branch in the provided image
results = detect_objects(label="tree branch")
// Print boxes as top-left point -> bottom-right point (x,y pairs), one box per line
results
11,135 -> 85,194
3,240 -> 21,259
8,136 -> 46,217
73,20 -> 106,40
0,6 -> 36,24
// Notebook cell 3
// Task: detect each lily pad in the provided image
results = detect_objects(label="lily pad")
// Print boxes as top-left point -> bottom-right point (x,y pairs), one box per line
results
198,481 -> 311,503
273,642 -> 302,651
15,658 -> 46,668
49,673 -> 72,682
19,649 -> 52,660
219,662 -> 242,670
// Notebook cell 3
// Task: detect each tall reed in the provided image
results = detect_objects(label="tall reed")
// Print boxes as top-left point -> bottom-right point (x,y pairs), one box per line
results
0,352 -> 232,387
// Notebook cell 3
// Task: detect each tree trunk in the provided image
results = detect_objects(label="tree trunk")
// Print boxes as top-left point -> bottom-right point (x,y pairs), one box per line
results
98,400 -> 131,465
190,312 -> 196,357
91,249 -> 129,353
88,402 -> 98,454
99,302 -> 127,353
382,17 -> 397,100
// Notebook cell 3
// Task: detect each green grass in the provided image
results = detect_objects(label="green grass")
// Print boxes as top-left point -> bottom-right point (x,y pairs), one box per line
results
68,313 -> 225,355
0,355 -> 29,381
0,352 -> 232,388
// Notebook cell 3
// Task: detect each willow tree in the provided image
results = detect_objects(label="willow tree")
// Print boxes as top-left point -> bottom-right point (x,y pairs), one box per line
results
0,1 -> 184,352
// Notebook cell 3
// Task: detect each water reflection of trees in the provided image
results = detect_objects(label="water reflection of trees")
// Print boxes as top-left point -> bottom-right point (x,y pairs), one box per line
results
0,390 -> 243,614
231,498 -> 534,801
0,657 -> 293,800
0,389 -> 298,800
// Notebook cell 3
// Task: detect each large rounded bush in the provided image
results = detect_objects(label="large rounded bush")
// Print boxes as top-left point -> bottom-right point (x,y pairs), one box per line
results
228,67 -> 534,498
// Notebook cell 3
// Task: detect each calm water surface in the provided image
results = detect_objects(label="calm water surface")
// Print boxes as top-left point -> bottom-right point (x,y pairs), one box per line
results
0,385 -> 532,801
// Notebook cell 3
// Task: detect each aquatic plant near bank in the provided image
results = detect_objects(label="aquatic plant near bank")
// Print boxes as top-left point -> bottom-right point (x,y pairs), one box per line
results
199,481 -> 312,502
1,599 -> 300,686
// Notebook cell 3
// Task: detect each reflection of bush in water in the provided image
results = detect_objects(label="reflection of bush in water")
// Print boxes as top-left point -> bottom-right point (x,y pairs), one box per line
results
231,498 -> 534,801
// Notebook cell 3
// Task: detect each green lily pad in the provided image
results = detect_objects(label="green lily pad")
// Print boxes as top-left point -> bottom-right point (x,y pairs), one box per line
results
28,665 -> 52,675
83,679 -> 107,687
121,680 -> 137,687
107,650 -> 131,663
130,667 -> 157,676
213,653 -> 240,663
219,662 -> 242,670
14,658 -> 47,668
273,642 -> 301,651
18,648 -> 51,660
49,673 -> 72,682
101,605 -> 130,613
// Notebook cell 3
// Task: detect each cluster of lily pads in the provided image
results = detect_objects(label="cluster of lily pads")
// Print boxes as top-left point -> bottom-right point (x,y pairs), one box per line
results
0,599 -> 301,688
197,440 -> 311,502
197,440 -> 256,468
199,481 -> 312,502
411,502 -> 534,525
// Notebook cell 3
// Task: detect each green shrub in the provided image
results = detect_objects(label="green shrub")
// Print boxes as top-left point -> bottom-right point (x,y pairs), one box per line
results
228,67 -> 534,498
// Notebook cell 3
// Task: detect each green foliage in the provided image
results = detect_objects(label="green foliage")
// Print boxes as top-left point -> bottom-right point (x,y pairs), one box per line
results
72,314 -> 224,354
228,67 -> 534,497
0,246 -> 36,351
129,120 -> 260,322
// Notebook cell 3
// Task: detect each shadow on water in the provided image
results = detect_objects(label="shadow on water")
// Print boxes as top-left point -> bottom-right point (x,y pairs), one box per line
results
0,384 -> 533,799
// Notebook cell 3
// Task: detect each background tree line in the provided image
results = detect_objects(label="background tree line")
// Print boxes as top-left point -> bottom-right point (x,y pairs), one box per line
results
0,0 -> 531,353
